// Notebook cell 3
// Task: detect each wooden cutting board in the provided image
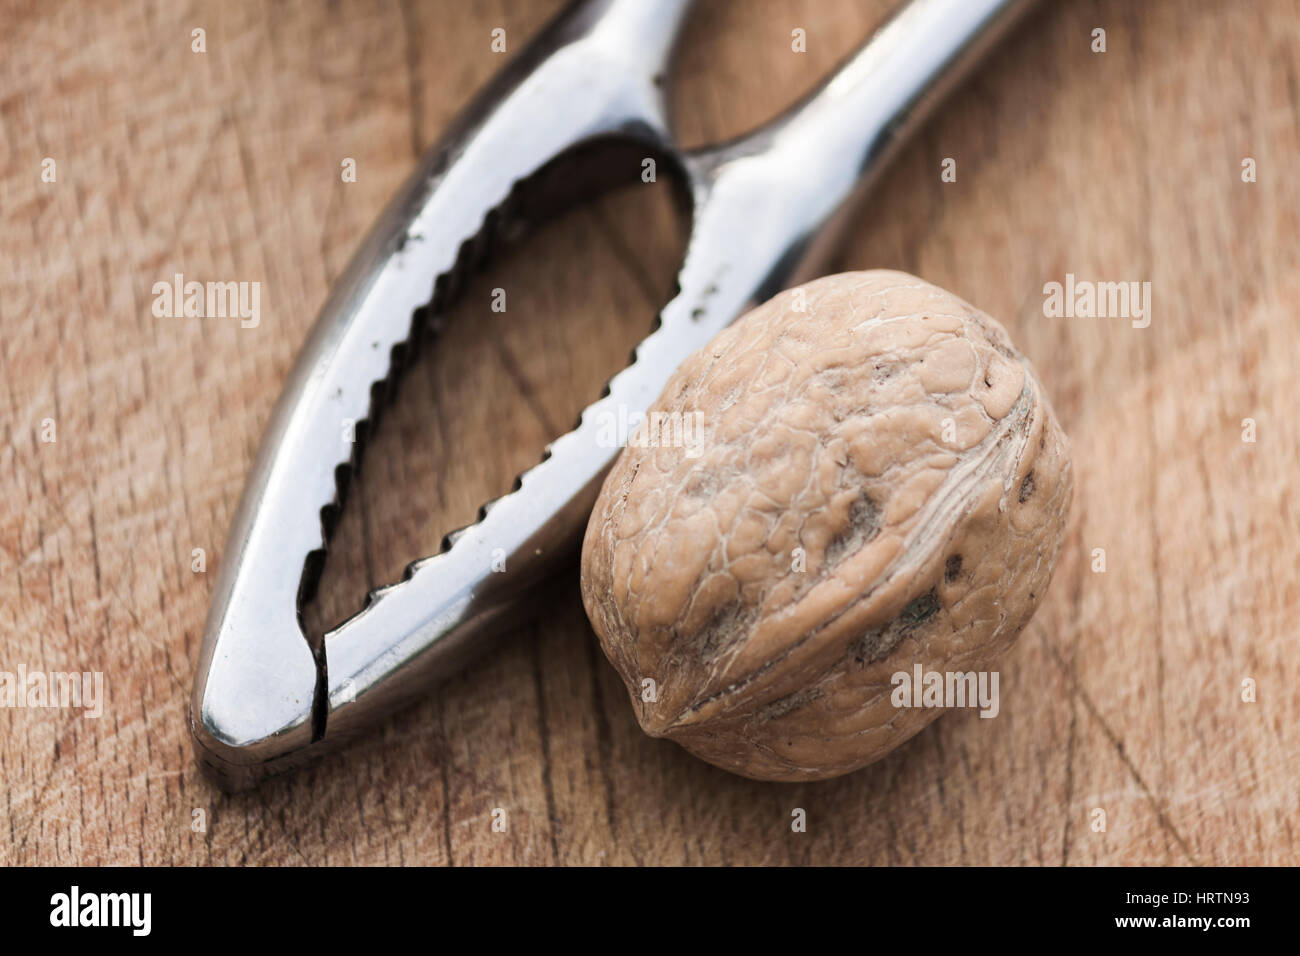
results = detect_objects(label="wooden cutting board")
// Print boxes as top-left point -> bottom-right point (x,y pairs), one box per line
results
2,0 -> 1296,865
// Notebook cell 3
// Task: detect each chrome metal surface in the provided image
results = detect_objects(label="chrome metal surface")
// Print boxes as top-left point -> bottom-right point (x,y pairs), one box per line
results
191,0 -> 1035,789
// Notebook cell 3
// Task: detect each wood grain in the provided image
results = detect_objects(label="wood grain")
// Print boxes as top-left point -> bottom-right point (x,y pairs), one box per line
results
2,0 -> 1297,865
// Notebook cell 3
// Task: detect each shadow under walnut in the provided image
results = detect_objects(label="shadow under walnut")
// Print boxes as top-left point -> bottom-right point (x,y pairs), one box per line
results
580,270 -> 1073,782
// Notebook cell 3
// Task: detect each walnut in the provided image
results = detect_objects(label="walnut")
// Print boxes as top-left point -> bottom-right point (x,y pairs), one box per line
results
580,270 -> 1073,781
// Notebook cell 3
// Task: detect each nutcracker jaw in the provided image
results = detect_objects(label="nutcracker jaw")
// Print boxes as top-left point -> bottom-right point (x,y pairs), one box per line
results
191,0 -> 694,790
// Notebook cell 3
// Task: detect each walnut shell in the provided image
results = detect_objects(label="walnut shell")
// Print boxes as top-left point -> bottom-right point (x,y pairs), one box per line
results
580,270 -> 1072,781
